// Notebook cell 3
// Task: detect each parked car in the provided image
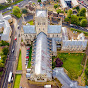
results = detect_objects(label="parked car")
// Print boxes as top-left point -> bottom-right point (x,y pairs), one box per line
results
7,7 -> 12,10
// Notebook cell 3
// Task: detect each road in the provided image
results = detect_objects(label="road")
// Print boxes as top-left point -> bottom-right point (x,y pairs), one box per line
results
62,23 -> 88,32
1,17 -> 22,88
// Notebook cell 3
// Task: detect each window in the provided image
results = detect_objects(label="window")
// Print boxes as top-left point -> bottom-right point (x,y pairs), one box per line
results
43,28 -> 44,30
39,28 -> 40,30
38,22 -> 39,25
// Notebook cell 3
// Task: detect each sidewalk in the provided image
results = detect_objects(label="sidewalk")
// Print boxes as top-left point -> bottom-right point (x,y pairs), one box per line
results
20,46 -> 29,88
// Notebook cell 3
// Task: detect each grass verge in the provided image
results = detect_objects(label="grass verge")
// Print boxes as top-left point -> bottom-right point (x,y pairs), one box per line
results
17,51 -> 22,70
52,53 -> 85,80
13,74 -> 21,88
2,10 -> 11,15
27,46 -> 32,68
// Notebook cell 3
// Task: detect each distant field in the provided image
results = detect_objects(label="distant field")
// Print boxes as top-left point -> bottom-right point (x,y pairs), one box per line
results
13,74 -> 21,88
52,53 -> 85,80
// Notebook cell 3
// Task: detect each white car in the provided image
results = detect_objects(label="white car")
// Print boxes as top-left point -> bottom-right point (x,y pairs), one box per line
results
7,7 -> 12,10
12,49 -> 14,53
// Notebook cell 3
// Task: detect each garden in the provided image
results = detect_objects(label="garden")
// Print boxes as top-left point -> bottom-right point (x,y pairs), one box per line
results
13,74 -> 21,88
52,53 -> 85,80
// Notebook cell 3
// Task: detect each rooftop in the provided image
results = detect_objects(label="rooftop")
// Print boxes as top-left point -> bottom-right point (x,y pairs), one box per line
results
48,25 -> 61,34
36,9 -> 47,17
23,25 -> 36,34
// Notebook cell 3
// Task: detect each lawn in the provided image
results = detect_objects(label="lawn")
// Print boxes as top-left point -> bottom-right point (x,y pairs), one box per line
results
17,51 -> 22,70
28,20 -> 34,25
27,46 -> 32,68
53,53 -> 85,80
13,74 -> 21,88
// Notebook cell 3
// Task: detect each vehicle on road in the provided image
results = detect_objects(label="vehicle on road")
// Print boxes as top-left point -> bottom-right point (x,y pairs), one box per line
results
8,72 -> 13,83
7,7 -> 12,10
15,37 -> 17,41
70,24 -> 74,27
12,49 -> 14,53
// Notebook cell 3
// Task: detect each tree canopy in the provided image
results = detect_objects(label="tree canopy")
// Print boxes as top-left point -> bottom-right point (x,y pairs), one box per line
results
80,19 -> 87,27
38,0 -> 41,2
67,9 -> 73,18
55,58 -> 63,67
54,4 -> 59,9
79,8 -> 86,17
12,6 -> 22,18
71,15 -> 78,25
2,47 -> 9,56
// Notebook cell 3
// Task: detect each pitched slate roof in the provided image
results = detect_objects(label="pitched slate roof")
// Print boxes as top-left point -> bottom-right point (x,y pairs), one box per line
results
23,25 -> 36,34
48,25 -> 61,34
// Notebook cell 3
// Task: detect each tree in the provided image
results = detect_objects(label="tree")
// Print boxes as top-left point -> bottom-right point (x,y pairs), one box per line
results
71,15 -> 78,25
0,60 -> 4,67
64,17 -> 69,22
67,9 -> 73,18
56,9 -> 61,14
12,6 -> 22,18
0,40 -> 9,46
80,19 -> 87,27
2,47 -> 9,55
54,4 -> 59,9
55,58 -> 63,67
79,8 -> 86,17
22,8 -> 28,14
85,68 -> 88,76
38,0 -> 41,2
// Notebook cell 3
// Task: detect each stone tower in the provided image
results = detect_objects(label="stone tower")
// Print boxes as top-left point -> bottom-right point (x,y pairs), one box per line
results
35,8 -> 48,35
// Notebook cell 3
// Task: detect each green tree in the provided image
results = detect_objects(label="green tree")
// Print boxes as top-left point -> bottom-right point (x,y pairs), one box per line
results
65,17 -> 69,22
2,47 -> 9,55
54,4 -> 59,9
38,0 -> 41,2
12,6 -> 22,18
67,9 -> 73,18
0,60 -> 4,67
71,15 -> 78,25
0,40 -> 9,46
56,9 -> 61,14
80,19 -> 87,27
79,8 -> 86,17
22,8 -> 28,14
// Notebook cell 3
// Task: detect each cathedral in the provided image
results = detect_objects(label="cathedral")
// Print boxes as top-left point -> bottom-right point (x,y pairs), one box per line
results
21,7 -> 87,82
